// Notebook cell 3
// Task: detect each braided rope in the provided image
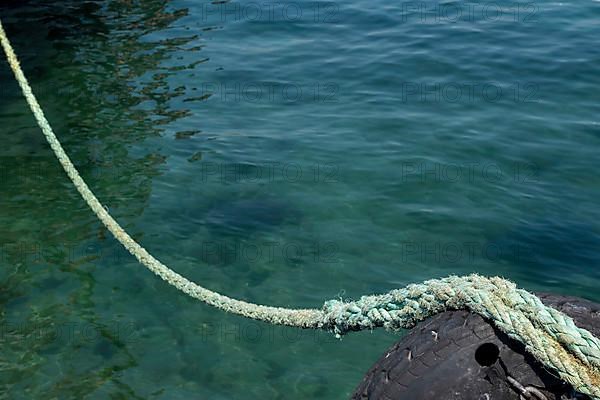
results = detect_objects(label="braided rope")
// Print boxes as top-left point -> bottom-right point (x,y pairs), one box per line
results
1,19 -> 599,398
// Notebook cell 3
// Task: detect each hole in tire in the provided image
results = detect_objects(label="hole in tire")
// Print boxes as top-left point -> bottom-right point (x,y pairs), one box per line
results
475,343 -> 499,366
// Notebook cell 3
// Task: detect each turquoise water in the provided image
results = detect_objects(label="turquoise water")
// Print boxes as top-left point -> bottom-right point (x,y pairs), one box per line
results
1,0 -> 600,398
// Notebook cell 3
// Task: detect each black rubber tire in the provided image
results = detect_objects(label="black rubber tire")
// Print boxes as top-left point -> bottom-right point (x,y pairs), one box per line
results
351,294 -> 600,400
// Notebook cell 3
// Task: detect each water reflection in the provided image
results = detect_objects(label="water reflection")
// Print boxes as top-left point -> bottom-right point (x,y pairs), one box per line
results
0,1 -> 201,397
487,217 -> 600,281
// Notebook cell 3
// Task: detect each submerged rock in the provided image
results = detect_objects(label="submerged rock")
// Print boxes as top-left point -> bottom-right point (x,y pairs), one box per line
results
204,197 -> 302,237
190,196 -> 304,271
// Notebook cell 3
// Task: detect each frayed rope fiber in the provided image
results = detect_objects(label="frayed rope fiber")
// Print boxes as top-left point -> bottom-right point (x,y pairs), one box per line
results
1,19 -> 598,398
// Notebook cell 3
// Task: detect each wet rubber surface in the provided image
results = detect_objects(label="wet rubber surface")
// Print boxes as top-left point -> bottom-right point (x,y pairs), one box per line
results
352,294 -> 600,400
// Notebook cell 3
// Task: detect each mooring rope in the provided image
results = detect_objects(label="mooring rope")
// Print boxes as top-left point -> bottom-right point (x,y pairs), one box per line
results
1,19 -> 599,398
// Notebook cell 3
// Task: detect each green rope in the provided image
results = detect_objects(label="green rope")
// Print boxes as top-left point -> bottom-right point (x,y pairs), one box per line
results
1,19 -> 599,398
